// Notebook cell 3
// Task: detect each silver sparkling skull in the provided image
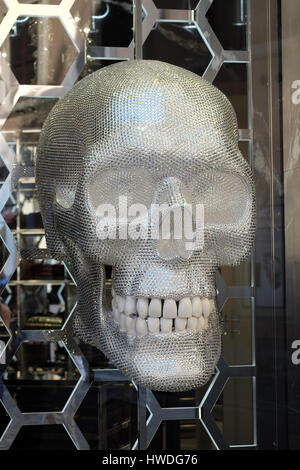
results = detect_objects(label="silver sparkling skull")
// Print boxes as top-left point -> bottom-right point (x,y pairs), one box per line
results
36,60 -> 255,392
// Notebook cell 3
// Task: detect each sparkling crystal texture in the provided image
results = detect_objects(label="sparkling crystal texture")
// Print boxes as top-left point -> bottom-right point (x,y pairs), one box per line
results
36,60 -> 255,392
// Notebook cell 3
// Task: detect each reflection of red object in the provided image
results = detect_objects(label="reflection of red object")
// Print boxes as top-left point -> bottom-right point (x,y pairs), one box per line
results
3,213 -> 15,227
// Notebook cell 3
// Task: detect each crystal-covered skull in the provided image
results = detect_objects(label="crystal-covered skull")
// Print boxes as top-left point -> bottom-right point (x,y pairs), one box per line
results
36,60 -> 255,392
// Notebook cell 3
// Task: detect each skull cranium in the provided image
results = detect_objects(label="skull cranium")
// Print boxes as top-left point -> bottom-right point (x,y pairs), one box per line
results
36,60 -> 255,391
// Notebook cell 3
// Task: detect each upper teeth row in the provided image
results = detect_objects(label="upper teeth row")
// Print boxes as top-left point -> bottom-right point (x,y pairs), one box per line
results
111,293 -> 215,337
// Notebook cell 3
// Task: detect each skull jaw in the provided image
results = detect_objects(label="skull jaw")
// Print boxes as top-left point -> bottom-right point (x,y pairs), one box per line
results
98,307 -> 222,392
71,260 -> 221,392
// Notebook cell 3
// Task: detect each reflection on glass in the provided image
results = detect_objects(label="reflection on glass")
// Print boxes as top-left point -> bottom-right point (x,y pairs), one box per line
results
222,298 -> 252,365
153,0 -> 200,8
239,140 -> 250,163
78,58 -> 121,81
0,313 -> 11,365
0,2 -> 7,26
5,282 -> 76,330
2,97 -> 58,141
212,377 -> 254,446
0,240 -> 9,275
206,0 -> 247,51
143,22 -> 212,76
153,383 -> 210,408
18,0 -> 62,3
0,157 -> 8,184
75,382 -> 137,450
221,259 -> 251,287
10,425 -> 76,450
3,341 -> 80,412
72,0 -> 134,48
0,402 -> 10,438
213,62 -> 248,129
1,17 -> 76,85
148,420 -> 214,450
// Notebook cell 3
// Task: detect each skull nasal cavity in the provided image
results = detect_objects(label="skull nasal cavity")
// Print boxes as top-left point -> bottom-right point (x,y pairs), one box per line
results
156,178 -> 195,261
157,177 -> 187,206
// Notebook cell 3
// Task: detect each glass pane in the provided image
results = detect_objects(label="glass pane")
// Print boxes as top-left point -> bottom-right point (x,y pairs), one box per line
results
4,341 -> 80,412
153,1 -> 200,8
10,425 -> 76,450
18,1 -> 62,3
2,18 -> 77,85
148,420 -> 213,450
75,382 -> 137,450
143,22 -> 212,76
222,298 -> 252,366
212,377 -> 254,446
72,0 -> 134,48
0,402 -> 10,439
221,260 -> 251,287
206,0 -> 248,50
213,63 -> 249,129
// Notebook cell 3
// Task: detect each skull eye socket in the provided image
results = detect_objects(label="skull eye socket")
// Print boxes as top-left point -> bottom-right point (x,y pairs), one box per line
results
89,168 -> 154,214
55,185 -> 76,209
191,170 -> 252,228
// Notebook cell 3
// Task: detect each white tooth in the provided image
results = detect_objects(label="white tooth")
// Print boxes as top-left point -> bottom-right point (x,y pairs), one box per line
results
125,296 -> 136,316
178,298 -> 192,318
202,299 -> 211,318
147,317 -> 160,333
204,317 -> 209,330
192,297 -> 202,317
210,299 -> 215,313
175,318 -> 187,332
187,317 -> 197,331
163,299 -> 177,318
197,316 -> 205,331
113,309 -> 121,324
120,314 -> 127,332
136,318 -> 148,337
160,318 -> 172,333
148,298 -> 162,317
126,316 -> 136,337
137,297 -> 148,318
117,296 -> 126,313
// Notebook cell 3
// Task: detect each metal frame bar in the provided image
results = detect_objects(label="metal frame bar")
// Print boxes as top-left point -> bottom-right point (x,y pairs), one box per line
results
250,0 -> 288,450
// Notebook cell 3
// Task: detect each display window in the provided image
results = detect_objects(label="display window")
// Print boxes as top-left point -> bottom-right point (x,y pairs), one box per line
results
0,0 -> 297,453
